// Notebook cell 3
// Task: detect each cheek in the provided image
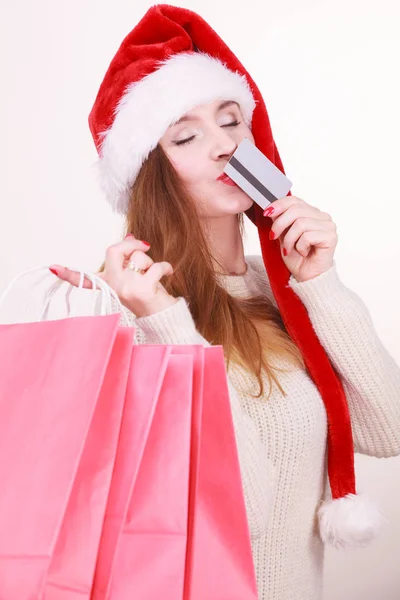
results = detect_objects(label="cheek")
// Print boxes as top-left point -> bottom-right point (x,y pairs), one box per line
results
169,154 -> 205,186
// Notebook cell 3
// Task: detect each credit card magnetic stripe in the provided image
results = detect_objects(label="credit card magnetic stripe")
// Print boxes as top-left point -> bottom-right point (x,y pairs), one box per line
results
228,155 -> 278,204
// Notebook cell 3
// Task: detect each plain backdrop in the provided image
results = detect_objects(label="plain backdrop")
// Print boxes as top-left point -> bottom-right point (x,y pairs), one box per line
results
1,0 -> 399,598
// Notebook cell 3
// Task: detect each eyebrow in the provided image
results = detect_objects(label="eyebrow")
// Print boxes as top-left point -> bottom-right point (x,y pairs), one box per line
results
170,100 -> 239,127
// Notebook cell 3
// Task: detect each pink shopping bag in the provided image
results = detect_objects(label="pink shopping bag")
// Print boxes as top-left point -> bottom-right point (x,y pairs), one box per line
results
43,325 -> 134,600
91,345 -> 193,600
182,345 -> 258,600
92,344 -> 257,600
0,313 -> 131,599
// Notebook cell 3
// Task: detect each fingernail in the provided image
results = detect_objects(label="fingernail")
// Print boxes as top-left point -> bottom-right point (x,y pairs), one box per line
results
125,233 -> 134,238
49,267 -> 58,276
142,241 -> 151,246
269,230 -> 275,240
283,248 -> 288,256
263,206 -> 275,217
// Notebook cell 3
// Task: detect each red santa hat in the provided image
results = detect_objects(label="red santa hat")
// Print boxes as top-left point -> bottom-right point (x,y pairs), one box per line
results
88,3 -> 384,549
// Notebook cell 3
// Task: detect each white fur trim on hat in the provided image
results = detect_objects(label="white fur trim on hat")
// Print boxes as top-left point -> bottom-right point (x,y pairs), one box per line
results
318,492 -> 387,550
94,52 -> 256,215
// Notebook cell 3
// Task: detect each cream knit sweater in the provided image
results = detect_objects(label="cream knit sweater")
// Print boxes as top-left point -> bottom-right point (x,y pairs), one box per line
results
111,254 -> 400,600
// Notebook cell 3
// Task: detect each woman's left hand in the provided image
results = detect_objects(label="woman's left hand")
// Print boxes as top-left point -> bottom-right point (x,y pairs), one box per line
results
263,195 -> 338,283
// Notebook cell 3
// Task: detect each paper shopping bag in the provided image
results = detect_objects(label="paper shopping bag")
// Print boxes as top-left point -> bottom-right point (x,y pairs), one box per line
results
43,326 -> 134,600
93,344 -> 257,600
0,313 -> 128,599
91,345 -> 193,600
175,345 -> 258,600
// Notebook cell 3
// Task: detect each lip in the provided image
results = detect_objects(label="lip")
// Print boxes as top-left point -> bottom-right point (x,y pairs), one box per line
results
217,173 -> 238,187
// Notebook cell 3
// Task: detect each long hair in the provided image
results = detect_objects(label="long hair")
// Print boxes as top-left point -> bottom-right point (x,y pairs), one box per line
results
103,144 -> 306,400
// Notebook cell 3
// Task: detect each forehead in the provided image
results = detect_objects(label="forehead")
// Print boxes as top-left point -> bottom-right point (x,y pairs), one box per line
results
170,100 -> 240,127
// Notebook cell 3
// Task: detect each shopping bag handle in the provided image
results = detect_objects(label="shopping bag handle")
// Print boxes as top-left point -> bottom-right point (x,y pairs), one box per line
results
0,266 -> 131,326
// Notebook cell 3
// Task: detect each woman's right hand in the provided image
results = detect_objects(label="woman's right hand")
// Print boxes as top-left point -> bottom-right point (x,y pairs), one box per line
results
49,234 -> 179,318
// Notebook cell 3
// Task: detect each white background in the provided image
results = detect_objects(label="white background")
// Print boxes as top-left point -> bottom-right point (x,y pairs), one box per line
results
1,0 -> 399,597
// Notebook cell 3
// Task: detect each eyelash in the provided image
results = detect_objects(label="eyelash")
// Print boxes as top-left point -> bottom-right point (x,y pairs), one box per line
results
174,120 -> 241,146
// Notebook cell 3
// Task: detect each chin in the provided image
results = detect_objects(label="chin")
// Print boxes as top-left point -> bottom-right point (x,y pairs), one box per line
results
198,186 -> 254,217
226,189 -> 254,211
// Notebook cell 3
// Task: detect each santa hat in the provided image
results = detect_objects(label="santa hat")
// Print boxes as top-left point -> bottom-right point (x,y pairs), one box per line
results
88,3 -> 385,549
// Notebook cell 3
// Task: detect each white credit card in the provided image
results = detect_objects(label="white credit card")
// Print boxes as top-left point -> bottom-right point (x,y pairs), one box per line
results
223,138 -> 293,210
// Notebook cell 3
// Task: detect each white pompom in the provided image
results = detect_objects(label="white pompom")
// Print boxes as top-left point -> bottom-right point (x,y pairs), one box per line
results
318,492 -> 387,550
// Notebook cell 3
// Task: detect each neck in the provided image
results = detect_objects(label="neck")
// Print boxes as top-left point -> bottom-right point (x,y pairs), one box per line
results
204,214 -> 247,275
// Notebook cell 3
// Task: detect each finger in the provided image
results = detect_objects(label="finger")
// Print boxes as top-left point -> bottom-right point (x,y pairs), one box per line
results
281,218 -> 331,254
295,229 -> 335,257
263,195 -> 302,219
270,204 -> 322,238
105,237 -> 151,273
48,265 -> 101,289
143,261 -> 174,285
124,249 -> 154,272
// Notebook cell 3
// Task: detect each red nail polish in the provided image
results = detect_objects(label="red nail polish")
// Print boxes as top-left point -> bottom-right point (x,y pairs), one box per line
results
263,206 -> 275,217
269,230 -> 275,240
283,248 -> 288,256
142,241 -> 151,246
49,267 -> 58,276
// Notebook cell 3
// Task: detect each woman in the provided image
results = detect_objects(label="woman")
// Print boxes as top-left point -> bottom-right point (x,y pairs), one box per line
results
49,5 -> 400,599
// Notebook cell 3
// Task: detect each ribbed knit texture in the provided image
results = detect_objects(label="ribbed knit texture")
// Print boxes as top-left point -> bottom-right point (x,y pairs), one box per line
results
106,255 -> 400,600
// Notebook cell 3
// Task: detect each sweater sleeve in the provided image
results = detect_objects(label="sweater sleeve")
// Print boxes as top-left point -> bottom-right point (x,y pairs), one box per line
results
287,261 -> 400,458
110,295 -> 275,538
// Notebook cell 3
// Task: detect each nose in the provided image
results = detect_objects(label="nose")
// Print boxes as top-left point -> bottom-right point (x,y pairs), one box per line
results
210,125 -> 238,161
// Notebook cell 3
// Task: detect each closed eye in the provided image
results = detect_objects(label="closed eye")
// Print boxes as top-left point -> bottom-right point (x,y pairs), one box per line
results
174,120 -> 241,146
